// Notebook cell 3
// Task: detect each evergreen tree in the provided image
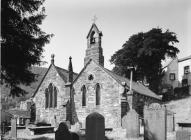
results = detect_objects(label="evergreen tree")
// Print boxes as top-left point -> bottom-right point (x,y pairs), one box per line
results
1,0 -> 53,96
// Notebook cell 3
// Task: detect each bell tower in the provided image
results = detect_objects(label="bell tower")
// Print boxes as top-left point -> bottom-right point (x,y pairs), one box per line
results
84,23 -> 104,67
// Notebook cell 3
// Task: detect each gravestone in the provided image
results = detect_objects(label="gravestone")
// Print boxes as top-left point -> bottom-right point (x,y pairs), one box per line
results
66,120 -> 71,129
122,109 -> 140,138
1,121 -> 6,134
9,118 -> 17,139
55,122 -> 72,140
71,132 -> 79,140
144,103 -> 167,140
71,122 -> 81,132
86,112 -> 105,140
25,119 -> 30,127
176,130 -> 191,140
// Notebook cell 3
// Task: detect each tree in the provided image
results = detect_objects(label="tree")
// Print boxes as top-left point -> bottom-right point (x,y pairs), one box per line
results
110,28 -> 179,94
1,0 -> 53,96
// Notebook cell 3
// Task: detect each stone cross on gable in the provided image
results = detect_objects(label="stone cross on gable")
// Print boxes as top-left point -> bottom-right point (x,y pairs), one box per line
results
92,15 -> 97,23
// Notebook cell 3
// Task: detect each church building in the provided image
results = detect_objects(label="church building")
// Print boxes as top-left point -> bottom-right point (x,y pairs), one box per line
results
32,23 -> 161,128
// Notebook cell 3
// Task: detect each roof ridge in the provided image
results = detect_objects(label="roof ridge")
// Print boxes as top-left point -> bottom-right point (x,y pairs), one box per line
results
178,55 -> 191,62
55,66 -> 78,75
73,59 -> 92,84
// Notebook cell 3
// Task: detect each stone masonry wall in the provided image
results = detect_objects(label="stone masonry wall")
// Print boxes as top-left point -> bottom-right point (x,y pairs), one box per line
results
162,58 -> 179,89
73,61 -> 124,128
33,65 -> 69,126
133,93 -> 159,117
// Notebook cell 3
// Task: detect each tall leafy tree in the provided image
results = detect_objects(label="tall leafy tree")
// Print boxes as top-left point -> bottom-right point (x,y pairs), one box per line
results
1,0 -> 53,96
110,28 -> 179,94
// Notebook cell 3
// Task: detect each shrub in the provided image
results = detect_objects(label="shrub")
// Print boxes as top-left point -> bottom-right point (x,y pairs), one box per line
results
174,86 -> 189,99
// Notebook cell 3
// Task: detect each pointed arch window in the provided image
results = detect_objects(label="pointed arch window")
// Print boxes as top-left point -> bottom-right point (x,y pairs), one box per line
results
90,31 -> 95,44
48,83 -> 53,108
53,86 -> 57,107
45,88 -> 49,108
95,83 -> 101,105
81,85 -> 86,106
45,83 -> 58,108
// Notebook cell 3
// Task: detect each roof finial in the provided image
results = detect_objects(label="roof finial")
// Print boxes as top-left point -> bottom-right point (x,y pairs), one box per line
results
68,56 -> 73,83
69,56 -> 72,60
51,54 -> 55,64
92,15 -> 97,24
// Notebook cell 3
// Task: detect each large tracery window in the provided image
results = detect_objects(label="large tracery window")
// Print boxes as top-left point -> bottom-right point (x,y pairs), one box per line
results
45,83 -> 58,108
81,85 -> 86,106
95,83 -> 101,105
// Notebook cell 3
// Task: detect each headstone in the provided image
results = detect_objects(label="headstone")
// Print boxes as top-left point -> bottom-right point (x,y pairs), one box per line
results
121,97 -> 129,119
86,112 -> 105,140
27,102 -> 32,110
122,109 -> 140,138
79,121 -> 82,128
71,122 -> 81,132
71,132 -> 79,140
144,103 -> 167,140
176,130 -> 191,140
55,122 -> 72,140
25,119 -> 30,127
1,121 -> 6,134
9,118 -> 17,139
66,120 -> 71,129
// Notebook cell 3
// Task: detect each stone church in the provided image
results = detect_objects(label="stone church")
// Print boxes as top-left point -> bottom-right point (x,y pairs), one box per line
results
32,23 -> 161,128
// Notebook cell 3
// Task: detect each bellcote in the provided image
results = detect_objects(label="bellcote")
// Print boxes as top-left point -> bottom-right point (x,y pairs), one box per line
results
86,23 -> 102,48
84,23 -> 104,66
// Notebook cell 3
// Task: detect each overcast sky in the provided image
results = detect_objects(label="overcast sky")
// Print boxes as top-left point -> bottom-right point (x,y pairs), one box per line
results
41,0 -> 191,73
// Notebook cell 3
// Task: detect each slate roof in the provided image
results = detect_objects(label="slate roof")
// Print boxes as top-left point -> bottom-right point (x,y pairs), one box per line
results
55,66 -> 78,82
102,67 -> 161,100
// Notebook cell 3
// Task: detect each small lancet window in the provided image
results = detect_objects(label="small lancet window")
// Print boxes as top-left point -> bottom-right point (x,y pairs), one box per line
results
45,88 -> 49,108
48,83 -> 53,108
81,85 -> 86,106
95,83 -> 100,105
53,86 -> 57,107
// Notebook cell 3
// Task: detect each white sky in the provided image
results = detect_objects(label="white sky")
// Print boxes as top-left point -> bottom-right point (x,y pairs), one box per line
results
41,0 -> 191,73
